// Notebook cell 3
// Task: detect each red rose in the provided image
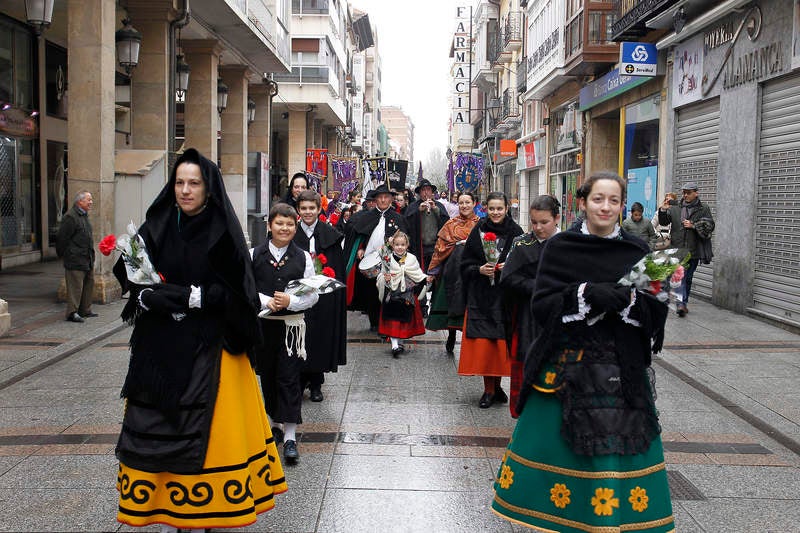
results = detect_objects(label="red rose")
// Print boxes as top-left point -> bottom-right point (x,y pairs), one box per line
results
158,272 -> 166,282
649,280 -> 662,294
322,266 -> 336,278
319,214 -> 328,223
98,234 -> 116,256
329,212 -> 340,226
317,253 -> 328,265
483,232 -> 497,241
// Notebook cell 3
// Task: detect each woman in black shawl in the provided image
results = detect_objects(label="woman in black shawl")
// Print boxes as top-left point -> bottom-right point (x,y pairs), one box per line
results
492,172 -> 674,532
282,172 -> 309,212
458,191 -> 523,408
499,194 -> 560,418
114,149 -> 287,531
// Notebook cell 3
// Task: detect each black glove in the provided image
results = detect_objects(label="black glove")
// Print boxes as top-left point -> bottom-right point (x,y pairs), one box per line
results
584,282 -> 632,313
202,283 -> 228,312
140,283 -> 191,314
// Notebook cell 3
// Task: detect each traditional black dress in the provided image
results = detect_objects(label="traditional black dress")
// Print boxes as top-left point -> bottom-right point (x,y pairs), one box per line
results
492,225 -> 674,532
293,221 -> 347,385
115,148 -> 286,529
343,207 -> 408,327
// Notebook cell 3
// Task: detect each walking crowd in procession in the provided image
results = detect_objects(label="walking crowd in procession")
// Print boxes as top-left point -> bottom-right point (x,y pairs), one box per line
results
82,148 -> 717,532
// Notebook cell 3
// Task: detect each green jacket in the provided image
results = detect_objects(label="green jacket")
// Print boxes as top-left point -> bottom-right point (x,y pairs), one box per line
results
56,205 -> 95,271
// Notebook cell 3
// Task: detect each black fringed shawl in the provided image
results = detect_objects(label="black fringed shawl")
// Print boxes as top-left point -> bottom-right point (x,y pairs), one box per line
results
115,148 -> 261,412
518,228 -> 668,456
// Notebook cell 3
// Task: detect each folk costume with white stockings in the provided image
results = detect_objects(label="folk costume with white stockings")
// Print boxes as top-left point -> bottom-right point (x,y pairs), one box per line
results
114,149 -> 287,530
492,224 -> 674,532
376,250 -> 427,340
251,241 -> 318,426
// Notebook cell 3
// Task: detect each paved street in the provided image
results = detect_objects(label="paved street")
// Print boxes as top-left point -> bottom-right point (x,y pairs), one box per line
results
0,260 -> 799,532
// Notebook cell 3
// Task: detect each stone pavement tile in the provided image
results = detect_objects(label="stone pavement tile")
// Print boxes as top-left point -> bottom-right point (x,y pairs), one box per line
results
347,385 -> 466,404
485,447 -> 508,460
672,465 -> 800,499
0,386 -> 113,409
661,432 -> 690,442
410,445 -> 488,458
670,501 -> 706,532
706,453 -> 791,466
0,445 -> 41,456
278,452 -> 332,489
339,422 -> 410,434
299,422 -> 340,433
410,425 -> 513,438
0,454 -> 117,489
335,443 -> 411,456
0,456 -> 24,475
232,487 -> 325,532
0,405 -> 91,428
0,488 -> 120,532
342,402 -> 475,428
301,384 -> 350,402
327,455 -> 495,491
695,361 -> 800,380
316,488 -> 513,533
0,425 -> 67,436
678,432 -> 756,443
680,498 -> 800,533
296,443 -> 335,455
664,451 -> 716,465
469,405 -> 517,429
62,423 -> 121,435
659,410 -> 751,435
298,401 -> 346,425
33,444 -> 115,456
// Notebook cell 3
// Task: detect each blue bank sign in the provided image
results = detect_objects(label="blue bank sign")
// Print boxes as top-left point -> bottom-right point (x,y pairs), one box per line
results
579,68 -> 650,111
620,42 -> 657,76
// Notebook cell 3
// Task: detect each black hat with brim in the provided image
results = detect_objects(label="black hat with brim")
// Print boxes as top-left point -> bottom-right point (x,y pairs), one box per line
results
414,179 -> 437,195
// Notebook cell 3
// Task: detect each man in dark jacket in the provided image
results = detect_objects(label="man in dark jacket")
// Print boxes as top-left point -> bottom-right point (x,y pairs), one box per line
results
657,181 -> 714,317
56,191 -> 96,322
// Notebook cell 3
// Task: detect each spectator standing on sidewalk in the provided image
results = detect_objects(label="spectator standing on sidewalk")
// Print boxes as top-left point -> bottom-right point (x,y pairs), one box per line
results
56,190 -> 97,323
658,181 -> 714,316
113,148 -> 286,532
293,190 -> 347,402
622,201 -> 658,250
492,172 -> 673,532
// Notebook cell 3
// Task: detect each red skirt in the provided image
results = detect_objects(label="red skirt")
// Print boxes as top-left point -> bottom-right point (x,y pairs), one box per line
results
378,300 -> 426,339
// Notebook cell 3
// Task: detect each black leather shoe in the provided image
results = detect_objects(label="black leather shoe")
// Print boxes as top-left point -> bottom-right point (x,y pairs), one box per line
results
391,347 -> 402,358
494,388 -> 508,404
445,336 -> 455,355
478,392 -> 494,408
310,388 -> 324,402
79,311 -> 99,318
66,312 -> 85,323
271,426 -> 284,445
283,439 -> 299,465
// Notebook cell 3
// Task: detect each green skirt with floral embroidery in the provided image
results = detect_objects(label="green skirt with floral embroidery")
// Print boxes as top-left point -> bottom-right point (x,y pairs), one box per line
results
492,391 -> 674,532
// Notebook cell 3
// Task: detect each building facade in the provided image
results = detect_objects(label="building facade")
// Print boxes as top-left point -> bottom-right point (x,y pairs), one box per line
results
380,105 -> 414,162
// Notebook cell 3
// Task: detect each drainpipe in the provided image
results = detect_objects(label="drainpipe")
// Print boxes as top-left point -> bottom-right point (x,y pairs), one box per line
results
169,0 -> 191,154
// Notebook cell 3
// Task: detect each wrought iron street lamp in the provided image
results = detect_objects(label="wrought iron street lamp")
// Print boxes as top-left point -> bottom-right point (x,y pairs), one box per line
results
24,0 -> 54,35
175,54 -> 191,98
115,18 -> 142,75
247,98 -> 256,125
217,79 -> 229,114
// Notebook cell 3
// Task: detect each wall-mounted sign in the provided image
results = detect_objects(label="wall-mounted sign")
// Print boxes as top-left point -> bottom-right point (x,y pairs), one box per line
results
517,138 -> 544,170
620,42 -> 657,76
579,68 -> 649,111
0,107 -> 38,139
451,5 -> 471,125
499,139 -> 516,157
672,34 -> 704,108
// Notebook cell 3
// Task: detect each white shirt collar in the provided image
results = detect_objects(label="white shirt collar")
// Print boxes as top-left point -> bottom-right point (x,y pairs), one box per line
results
581,220 -> 621,239
537,227 -> 560,243
300,220 -> 317,236
268,241 -> 289,259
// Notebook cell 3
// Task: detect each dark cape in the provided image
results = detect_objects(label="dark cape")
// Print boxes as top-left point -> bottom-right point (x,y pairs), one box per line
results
499,232 -> 545,361
404,199 -> 449,269
460,216 -> 524,339
293,222 -> 347,372
114,148 -> 260,473
343,207 -> 408,311
518,228 -> 668,456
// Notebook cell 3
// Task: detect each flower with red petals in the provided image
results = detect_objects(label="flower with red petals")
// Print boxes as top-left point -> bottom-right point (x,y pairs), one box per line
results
98,234 -> 117,256
322,266 -> 336,278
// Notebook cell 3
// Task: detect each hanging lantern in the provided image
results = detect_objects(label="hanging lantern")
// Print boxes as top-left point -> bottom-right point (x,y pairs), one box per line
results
25,0 -> 54,35
247,98 -> 256,125
115,18 -> 142,75
175,54 -> 191,98
217,78 -> 229,114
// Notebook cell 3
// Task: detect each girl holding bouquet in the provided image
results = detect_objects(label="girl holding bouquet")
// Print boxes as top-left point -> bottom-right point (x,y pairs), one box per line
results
492,172 -> 674,532
376,231 -> 428,358
458,192 -> 523,408
113,149 -> 287,532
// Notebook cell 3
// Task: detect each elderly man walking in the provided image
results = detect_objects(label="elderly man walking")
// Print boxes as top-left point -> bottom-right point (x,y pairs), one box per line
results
56,191 -> 97,323
658,181 -> 714,317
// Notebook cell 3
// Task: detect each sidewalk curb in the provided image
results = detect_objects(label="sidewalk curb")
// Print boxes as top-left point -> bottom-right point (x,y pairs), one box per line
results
0,321 -> 128,392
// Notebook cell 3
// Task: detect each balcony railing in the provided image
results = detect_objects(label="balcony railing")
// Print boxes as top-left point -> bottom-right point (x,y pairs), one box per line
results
501,88 -> 520,121
291,0 -> 329,14
516,58 -> 527,93
273,65 -> 331,84
503,11 -> 523,51
487,32 -> 501,65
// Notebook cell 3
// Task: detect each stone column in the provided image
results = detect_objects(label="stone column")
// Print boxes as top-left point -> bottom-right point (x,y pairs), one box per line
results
288,110 -> 307,175
248,84 -> 272,211
126,2 -> 175,151
182,39 -> 221,160
219,65 -> 250,238
67,0 -> 119,302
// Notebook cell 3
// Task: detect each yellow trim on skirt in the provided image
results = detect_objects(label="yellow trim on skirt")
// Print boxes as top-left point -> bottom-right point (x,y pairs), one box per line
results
117,349 -> 287,529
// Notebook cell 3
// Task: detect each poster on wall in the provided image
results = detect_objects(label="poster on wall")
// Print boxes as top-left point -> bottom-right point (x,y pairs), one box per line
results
626,167 -> 658,221
794,0 -> 800,70
672,34 -> 704,108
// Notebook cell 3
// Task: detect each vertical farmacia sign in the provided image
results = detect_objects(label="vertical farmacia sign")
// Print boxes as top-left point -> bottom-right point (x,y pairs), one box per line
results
452,6 -> 471,126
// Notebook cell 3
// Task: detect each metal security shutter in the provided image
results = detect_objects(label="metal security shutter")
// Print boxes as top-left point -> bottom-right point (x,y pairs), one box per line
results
753,72 -> 800,324
674,99 -> 719,300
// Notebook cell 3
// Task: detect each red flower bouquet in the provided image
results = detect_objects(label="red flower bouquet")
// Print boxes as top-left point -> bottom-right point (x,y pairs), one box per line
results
481,231 -> 500,286
97,221 -> 161,285
322,266 -> 336,278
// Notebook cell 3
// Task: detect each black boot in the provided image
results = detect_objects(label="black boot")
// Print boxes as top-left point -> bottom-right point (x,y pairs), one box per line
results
445,330 -> 456,355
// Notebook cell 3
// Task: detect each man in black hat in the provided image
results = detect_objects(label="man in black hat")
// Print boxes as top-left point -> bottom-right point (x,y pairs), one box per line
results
363,188 -> 377,211
344,184 -> 409,331
405,179 -> 449,272
658,181 -> 714,317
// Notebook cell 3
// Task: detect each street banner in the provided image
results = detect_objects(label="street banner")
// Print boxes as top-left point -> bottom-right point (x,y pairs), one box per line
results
331,157 -> 359,200
305,148 -> 328,179
454,153 -> 484,192
362,156 -> 387,196
387,159 -> 408,191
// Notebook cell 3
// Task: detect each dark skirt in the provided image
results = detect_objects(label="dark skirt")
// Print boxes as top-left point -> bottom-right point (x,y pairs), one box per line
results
426,279 -> 464,330
379,296 -> 426,339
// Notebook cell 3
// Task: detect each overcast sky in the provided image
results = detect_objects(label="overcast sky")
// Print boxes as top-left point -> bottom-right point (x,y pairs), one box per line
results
352,0 -> 463,165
